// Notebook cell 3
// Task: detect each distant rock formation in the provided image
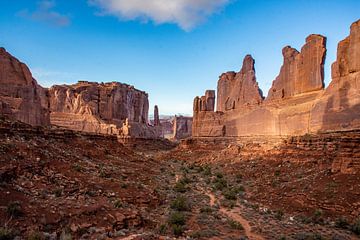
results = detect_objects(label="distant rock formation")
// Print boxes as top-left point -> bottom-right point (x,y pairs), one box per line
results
193,19 -> 360,137
154,105 -> 160,126
172,115 -> 192,140
0,48 -> 49,126
0,49 -> 162,138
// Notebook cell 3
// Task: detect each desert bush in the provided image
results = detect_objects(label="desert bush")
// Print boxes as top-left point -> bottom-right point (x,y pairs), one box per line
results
179,176 -> 191,184
168,212 -> 186,226
222,188 -> 237,200
0,227 -> 14,240
351,218 -> 360,235
6,201 -> 22,217
190,229 -> 219,238
274,210 -> 284,220
335,217 -> 349,229
174,181 -> 187,193
28,231 -> 45,240
171,224 -> 184,236
312,209 -> 323,223
228,219 -> 243,230
72,164 -> 82,172
53,188 -> 62,197
158,224 -> 167,234
113,199 -> 122,208
213,177 -> 227,191
294,232 -> 324,240
203,166 -> 212,176
200,207 -> 213,213
171,196 -> 189,211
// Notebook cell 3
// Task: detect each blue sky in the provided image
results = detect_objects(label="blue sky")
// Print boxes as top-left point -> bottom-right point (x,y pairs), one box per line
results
0,0 -> 359,115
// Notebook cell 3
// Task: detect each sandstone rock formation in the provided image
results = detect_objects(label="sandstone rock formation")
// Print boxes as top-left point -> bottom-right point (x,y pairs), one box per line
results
310,19 -> 360,133
0,48 -> 49,126
267,35 -> 326,100
193,19 -> 360,138
0,49 -> 163,139
154,105 -> 160,126
217,55 -> 264,111
49,81 -> 162,138
172,115 -> 192,140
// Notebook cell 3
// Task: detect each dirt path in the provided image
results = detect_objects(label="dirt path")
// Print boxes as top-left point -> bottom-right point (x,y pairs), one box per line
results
206,192 -> 265,240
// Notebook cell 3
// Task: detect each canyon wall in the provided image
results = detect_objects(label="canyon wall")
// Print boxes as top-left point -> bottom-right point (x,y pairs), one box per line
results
0,49 -> 162,138
193,19 -> 360,137
0,48 -> 50,126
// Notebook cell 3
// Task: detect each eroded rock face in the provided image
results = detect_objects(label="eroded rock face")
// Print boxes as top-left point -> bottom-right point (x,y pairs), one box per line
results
0,48 -> 49,126
193,20 -> 360,138
310,19 -> 360,133
267,35 -> 326,100
193,90 -> 215,113
217,55 -> 264,112
172,116 -> 192,140
48,81 -> 163,138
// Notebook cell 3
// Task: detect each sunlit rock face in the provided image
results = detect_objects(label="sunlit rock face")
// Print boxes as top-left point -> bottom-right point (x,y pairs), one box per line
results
193,19 -> 360,137
267,34 -> 326,101
49,81 -> 162,138
0,48 -> 162,138
217,55 -> 264,112
0,48 -> 50,126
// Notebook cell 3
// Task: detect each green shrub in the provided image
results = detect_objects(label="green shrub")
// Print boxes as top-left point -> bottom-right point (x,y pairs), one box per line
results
158,224 -> 167,234
171,196 -> 189,211
200,207 -> 212,213
274,210 -> 284,220
352,218 -> 360,235
203,166 -> 212,176
6,201 -> 22,217
222,188 -> 237,200
190,229 -> 219,238
312,209 -> 323,223
168,212 -> 186,226
174,181 -> 188,193
213,178 -> 227,191
113,199 -> 122,208
228,219 -> 243,230
215,172 -> 224,179
53,188 -> 62,197
72,164 -> 82,172
335,217 -> 349,229
171,224 -> 184,236
0,227 -> 14,240
179,176 -> 191,184
28,231 -> 45,240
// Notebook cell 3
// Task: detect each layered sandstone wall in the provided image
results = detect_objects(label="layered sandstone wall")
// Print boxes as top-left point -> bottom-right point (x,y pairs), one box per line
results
0,49 -> 162,138
0,48 -> 50,126
193,19 -> 360,138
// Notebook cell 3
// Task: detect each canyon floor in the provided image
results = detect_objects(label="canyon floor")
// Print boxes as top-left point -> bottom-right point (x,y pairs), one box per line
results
1,119 -> 360,240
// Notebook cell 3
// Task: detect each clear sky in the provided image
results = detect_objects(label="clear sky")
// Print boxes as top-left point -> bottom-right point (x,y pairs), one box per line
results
0,0 -> 359,115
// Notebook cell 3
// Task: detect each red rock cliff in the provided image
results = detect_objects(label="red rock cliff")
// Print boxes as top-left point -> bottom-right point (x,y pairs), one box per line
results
267,34 -> 326,100
193,19 -> 360,137
0,48 -> 49,126
217,55 -> 264,112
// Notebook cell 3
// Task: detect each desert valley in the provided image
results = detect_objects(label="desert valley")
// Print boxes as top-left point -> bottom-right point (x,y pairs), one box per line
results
1,3 -> 360,240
